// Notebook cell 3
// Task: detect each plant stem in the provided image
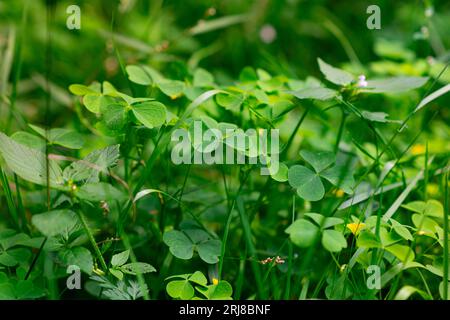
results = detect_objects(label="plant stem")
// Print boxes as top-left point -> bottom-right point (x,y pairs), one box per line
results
443,169 -> 449,300
334,108 -> 347,153
76,209 -> 108,272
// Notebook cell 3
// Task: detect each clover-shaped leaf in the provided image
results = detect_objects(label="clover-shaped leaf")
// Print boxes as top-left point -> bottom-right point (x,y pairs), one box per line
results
196,280 -> 233,300
286,213 -> 346,252
163,229 -> 221,264
288,165 -> 324,201
285,219 -> 319,247
322,229 -> 347,252
131,101 -> 167,129
402,200 -> 443,218
288,150 -> 354,201
300,150 -> 335,173
69,81 -> 118,114
166,271 -> 208,300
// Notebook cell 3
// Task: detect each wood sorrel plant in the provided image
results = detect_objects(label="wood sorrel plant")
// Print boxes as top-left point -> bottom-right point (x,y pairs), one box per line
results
0,49 -> 449,301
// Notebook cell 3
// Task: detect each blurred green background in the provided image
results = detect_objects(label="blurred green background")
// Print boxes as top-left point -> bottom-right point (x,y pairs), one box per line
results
1,0 -> 449,128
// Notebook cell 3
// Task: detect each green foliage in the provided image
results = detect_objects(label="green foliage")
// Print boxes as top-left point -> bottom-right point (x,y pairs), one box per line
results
288,150 -> 354,201
1,0 -> 450,302
286,213 -> 347,252
163,224 -> 222,264
165,271 -> 233,300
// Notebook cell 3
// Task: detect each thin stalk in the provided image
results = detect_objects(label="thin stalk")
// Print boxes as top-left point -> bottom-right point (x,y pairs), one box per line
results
334,108 -> 347,153
281,108 -> 309,156
14,174 -> 26,232
218,170 -> 250,279
284,195 -> 296,299
0,168 -> 19,229
235,197 -> 266,299
76,209 -> 108,272
443,169 -> 449,300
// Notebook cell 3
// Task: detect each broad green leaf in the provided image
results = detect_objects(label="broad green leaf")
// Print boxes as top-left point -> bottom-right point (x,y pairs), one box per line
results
59,247 -> 93,274
361,111 -> 401,124
131,101 -> 166,129
194,69 -> 214,87
63,145 -> 120,183
0,232 -> 32,250
31,209 -> 80,238
101,103 -> 127,131
166,280 -> 194,300
412,214 -> 438,236
363,77 -> 428,93
288,165 -> 324,201
0,282 -> 15,299
120,262 -> 156,275
322,229 -> 347,252
394,285 -> 431,300
380,227 -> 401,247
0,132 -> 64,187
76,183 -> 126,202
109,268 -> 124,281
188,271 -> 208,286
320,164 -> 354,194
285,219 -> 320,247
196,240 -> 221,264
102,81 -> 118,96
317,58 -> 354,86
390,220 -> 413,241
403,200 -> 443,217
14,280 -> 45,299
269,162 -> 288,182
287,87 -> 338,100
304,213 -> 344,229
83,94 -> 116,114
163,230 -> 194,260
197,281 -> 233,300
385,244 -> 415,262
300,150 -> 335,173
216,93 -> 244,111
0,252 -> 18,267
239,67 -> 258,83
158,80 -> 185,98
48,129 -> 84,149
11,131 -> 45,151
69,84 -> 97,96
126,65 -> 152,85
111,250 -> 130,267
29,125 -> 84,149
356,231 -> 381,249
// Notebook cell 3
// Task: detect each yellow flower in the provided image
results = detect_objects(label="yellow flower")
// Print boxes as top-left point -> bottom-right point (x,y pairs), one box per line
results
333,189 -> 345,198
410,144 -> 425,156
346,222 -> 366,235
212,278 -> 219,285
426,183 -> 439,197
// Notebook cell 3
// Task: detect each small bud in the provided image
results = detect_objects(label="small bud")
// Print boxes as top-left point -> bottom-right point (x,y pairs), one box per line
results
357,75 -> 368,88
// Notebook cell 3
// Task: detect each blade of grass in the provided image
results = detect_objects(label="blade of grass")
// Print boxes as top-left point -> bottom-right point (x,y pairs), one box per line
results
236,196 -> 266,299
0,167 -> 19,229
443,167 -> 449,300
